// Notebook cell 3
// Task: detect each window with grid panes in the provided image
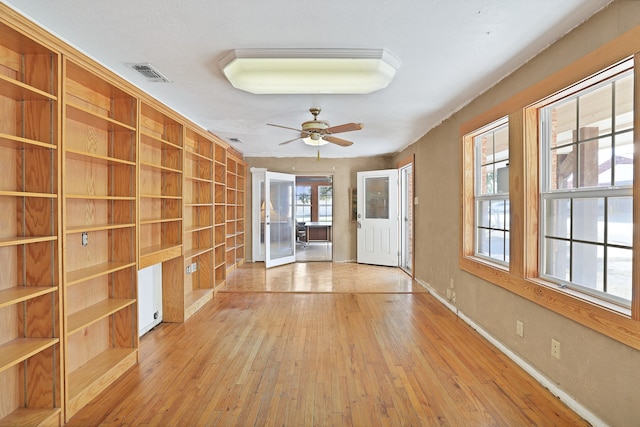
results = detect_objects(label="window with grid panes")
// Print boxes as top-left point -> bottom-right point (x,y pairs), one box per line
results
318,185 -> 333,222
296,185 -> 311,222
539,59 -> 634,306
474,119 -> 510,265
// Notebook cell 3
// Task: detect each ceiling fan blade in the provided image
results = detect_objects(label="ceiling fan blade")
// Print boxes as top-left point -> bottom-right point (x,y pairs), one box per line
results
278,136 -> 302,146
323,136 -> 353,147
324,122 -> 363,134
267,123 -> 305,133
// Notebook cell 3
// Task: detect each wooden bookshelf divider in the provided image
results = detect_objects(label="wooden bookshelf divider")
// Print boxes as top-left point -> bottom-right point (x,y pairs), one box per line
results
0,20 -> 63,427
138,102 -> 183,269
181,127 -> 214,320
213,143 -> 227,287
62,58 -> 138,421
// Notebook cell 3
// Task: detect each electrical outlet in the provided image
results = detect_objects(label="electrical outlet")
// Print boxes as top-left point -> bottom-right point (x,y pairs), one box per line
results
81,232 -> 88,247
446,288 -> 452,300
451,291 -> 457,304
186,265 -> 192,274
516,320 -> 524,337
551,339 -> 561,359
191,262 -> 197,272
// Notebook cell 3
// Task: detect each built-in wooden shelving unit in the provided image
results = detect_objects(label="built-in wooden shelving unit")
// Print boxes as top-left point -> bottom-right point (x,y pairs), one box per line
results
0,20 -> 63,427
0,4 -> 247,423
62,58 -> 138,421
138,102 -> 183,269
181,127 -> 214,320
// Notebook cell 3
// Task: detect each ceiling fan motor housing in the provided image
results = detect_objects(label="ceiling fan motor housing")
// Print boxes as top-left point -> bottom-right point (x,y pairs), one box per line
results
301,120 -> 328,138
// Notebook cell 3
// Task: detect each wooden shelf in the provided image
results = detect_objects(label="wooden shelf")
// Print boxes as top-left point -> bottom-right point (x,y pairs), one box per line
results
65,194 -> 135,201
65,148 -> 136,166
0,73 -> 57,101
184,289 -> 213,321
140,130 -> 183,151
0,408 -> 61,427
65,261 -> 136,287
139,160 -> 183,174
139,217 -> 182,225
139,244 -> 182,269
67,298 -> 137,335
185,224 -> 213,233
66,223 -> 135,234
0,235 -> 57,248
185,175 -> 213,183
140,194 -> 182,200
0,190 -> 57,198
184,246 -> 213,260
0,132 -> 56,150
0,338 -> 59,374
66,347 -> 137,418
0,286 -> 57,308
185,149 -> 213,162
66,103 -> 136,132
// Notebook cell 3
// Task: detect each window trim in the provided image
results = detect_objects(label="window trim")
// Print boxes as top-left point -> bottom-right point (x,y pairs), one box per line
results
460,25 -> 640,351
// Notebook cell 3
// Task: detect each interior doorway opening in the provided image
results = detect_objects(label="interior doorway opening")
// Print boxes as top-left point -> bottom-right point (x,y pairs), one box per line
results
295,175 -> 333,262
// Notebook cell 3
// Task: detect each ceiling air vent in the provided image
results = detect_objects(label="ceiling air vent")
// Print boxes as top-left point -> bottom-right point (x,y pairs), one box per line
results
126,63 -> 172,83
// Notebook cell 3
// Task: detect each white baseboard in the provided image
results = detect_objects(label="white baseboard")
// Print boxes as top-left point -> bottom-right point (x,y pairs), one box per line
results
415,279 -> 606,427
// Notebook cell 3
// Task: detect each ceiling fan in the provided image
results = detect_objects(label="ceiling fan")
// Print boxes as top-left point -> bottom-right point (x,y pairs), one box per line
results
267,108 -> 363,147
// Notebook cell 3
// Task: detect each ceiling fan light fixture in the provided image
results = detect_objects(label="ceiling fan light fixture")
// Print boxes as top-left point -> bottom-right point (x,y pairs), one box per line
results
219,48 -> 400,94
303,134 -> 329,146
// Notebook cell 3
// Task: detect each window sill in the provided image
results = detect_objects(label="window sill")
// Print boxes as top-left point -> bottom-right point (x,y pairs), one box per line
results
527,277 -> 632,318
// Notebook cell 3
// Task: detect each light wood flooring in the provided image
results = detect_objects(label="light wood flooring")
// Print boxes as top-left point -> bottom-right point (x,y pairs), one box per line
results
296,242 -> 333,262
66,262 -> 587,426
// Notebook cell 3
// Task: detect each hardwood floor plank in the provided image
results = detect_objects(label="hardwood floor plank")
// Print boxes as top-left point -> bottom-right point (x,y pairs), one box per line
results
65,263 -> 588,426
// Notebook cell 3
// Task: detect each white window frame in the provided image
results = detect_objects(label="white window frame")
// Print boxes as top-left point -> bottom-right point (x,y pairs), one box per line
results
473,118 -> 510,266
538,59 -> 634,308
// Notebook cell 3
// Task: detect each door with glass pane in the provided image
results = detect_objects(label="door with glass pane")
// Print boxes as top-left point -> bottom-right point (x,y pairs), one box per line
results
357,169 -> 399,266
265,171 -> 296,268
400,163 -> 413,274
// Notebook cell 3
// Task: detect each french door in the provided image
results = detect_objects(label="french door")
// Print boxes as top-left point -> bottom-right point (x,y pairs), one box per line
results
264,171 -> 297,268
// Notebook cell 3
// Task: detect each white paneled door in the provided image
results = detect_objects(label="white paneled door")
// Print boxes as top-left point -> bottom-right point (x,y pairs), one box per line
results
357,169 -> 399,266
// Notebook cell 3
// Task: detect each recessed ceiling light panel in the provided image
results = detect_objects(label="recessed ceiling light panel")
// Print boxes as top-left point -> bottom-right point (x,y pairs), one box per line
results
219,48 -> 400,94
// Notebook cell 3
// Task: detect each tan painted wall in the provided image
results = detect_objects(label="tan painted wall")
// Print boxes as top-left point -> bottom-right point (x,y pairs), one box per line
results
244,156 -> 392,262
393,1 -> 640,425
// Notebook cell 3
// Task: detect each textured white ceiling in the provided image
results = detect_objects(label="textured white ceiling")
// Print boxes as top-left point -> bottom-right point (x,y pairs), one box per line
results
2,0 -> 612,158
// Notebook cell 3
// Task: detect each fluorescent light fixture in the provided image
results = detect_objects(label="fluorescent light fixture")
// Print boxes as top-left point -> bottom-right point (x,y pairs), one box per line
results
219,48 -> 400,94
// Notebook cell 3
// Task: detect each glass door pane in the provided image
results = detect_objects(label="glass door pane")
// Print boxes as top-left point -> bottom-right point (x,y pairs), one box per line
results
365,176 -> 390,219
